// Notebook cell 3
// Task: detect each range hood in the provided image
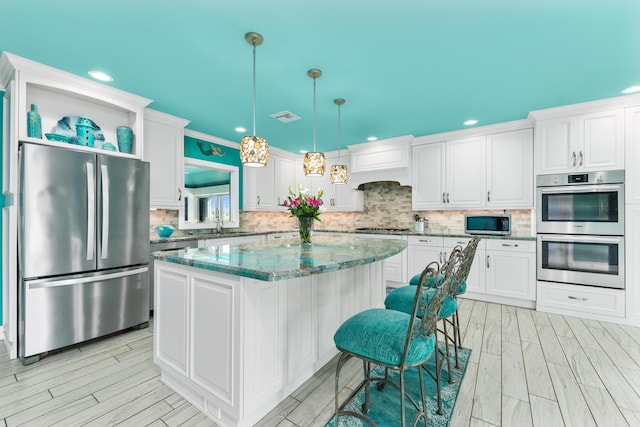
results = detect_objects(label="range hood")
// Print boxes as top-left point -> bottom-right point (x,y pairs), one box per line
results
347,135 -> 413,189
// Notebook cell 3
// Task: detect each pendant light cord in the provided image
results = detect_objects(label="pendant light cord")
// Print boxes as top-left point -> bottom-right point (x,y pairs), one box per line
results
337,102 -> 341,161
252,43 -> 257,136
313,76 -> 317,152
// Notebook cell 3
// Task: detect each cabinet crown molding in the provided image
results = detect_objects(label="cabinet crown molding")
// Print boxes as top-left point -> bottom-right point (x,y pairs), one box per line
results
528,93 -> 640,123
145,108 -> 190,127
413,119 -> 531,145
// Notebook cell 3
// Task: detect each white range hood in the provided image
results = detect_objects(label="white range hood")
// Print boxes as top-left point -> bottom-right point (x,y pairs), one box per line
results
347,135 -> 413,189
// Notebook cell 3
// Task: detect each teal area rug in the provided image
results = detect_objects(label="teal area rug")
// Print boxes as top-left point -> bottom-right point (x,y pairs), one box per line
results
326,345 -> 471,427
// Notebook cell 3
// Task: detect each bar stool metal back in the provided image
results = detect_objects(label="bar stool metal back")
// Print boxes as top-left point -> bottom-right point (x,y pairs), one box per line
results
333,253 -> 461,426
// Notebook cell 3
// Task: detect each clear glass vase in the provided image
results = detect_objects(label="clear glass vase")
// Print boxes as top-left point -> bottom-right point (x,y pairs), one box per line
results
298,217 -> 314,246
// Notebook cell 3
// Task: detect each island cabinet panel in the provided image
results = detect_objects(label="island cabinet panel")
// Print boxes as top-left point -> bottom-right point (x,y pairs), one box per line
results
244,280 -> 287,415
286,276 -> 317,382
317,272 -> 340,362
191,275 -> 236,406
155,266 -> 190,376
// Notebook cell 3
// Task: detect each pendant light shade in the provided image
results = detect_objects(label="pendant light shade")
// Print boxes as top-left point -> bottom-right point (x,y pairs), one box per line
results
330,98 -> 348,184
240,32 -> 269,167
304,69 -> 326,176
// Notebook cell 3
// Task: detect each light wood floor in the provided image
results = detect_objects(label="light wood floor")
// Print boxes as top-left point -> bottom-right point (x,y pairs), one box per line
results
1,298 -> 640,426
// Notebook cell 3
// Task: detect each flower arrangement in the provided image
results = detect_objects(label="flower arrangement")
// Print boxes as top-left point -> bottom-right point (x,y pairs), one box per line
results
282,184 -> 324,221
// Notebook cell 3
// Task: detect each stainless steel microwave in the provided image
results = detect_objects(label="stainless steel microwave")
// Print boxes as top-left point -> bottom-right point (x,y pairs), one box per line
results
465,214 -> 511,236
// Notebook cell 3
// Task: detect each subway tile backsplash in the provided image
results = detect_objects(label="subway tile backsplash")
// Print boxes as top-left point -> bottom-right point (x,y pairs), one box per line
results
150,181 -> 533,238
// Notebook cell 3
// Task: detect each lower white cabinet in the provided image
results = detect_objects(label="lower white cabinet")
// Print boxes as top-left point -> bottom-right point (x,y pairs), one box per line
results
407,235 -> 535,307
153,260 -> 386,427
537,281 -> 625,319
198,235 -> 265,248
356,234 -> 407,287
267,232 -> 299,241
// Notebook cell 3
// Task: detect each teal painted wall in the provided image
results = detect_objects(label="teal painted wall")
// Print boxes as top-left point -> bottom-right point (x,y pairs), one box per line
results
183,136 -> 243,210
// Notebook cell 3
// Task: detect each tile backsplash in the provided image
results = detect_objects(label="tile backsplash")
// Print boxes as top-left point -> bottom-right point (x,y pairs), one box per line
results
150,181 -> 533,238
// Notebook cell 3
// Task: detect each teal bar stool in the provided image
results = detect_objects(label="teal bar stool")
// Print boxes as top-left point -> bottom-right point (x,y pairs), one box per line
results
333,254 -> 460,427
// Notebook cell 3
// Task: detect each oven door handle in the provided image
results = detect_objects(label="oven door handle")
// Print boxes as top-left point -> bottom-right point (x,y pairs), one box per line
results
539,234 -> 623,244
538,184 -> 622,194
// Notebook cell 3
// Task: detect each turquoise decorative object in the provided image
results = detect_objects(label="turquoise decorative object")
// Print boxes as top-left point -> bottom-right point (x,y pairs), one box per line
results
102,142 -> 117,151
155,225 -> 175,238
117,126 -> 134,154
55,116 -> 104,144
27,104 -> 42,138
75,116 -> 95,147
44,133 -> 71,143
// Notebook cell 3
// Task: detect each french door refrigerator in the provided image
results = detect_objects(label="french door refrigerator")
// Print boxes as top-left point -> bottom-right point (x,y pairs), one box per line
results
18,142 -> 150,363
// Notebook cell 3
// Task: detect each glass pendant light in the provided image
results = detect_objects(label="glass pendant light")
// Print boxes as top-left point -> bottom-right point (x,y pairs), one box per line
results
303,69 -> 326,176
240,32 -> 269,167
330,98 -> 348,184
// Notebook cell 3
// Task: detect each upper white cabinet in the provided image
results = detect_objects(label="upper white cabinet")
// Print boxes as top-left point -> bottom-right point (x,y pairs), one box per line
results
412,127 -> 533,210
144,109 -> 189,209
486,129 -> 533,207
534,109 -> 624,175
294,156 -> 363,212
243,154 -> 295,211
348,135 -> 413,188
625,106 -> 640,204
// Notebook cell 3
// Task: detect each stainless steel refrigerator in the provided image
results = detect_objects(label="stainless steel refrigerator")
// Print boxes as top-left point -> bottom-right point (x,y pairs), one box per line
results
18,142 -> 150,363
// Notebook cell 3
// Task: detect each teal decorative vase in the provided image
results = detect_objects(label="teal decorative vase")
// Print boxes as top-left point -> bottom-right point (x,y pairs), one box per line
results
75,116 -> 95,147
27,104 -> 42,138
116,126 -> 134,154
298,217 -> 314,246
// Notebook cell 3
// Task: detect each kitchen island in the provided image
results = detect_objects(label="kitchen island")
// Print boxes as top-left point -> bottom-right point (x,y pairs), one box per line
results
152,235 -> 406,427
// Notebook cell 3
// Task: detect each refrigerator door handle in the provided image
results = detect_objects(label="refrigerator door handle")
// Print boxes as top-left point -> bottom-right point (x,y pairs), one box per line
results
27,266 -> 149,289
86,162 -> 95,261
101,164 -> 110,259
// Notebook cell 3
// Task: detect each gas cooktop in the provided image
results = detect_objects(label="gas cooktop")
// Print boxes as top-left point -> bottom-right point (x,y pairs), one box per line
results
354,227 -> 411,233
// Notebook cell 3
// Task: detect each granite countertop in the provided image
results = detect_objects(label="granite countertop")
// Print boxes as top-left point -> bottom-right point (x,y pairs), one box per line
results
151,229 -> 536,244
152,235 -> 407,282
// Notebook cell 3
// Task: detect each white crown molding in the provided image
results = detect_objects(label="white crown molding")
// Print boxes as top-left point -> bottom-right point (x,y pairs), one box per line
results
348,134 -> 414,152
145,108 -> 190,128
413,119 -> 531,145
528,93 -> 640,123
184,128 -> 240,150
0,52 -> 152,109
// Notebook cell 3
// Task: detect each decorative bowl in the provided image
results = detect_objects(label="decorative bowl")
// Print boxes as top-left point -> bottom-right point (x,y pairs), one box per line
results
155,225 -> 175,238
45,133 -> 71,143
102,142 -> 117,151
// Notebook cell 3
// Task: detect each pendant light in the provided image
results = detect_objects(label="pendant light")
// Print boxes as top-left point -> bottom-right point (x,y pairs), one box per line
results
330,98 -> 348,184
303,69 -> 326,176
240,32 -> 269,167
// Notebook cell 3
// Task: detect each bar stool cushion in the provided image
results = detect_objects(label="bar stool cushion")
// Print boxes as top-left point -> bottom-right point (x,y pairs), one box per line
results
409,273 -> 466,295
385,286 -> 458,319
334,308 -> 436,367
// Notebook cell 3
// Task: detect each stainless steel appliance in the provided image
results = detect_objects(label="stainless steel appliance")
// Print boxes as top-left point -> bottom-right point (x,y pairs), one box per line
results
464,214 -> 511,236
536,169 -> 624,290
536,170 -> 624,235
18,142 -> 150,363
537,234 -> 624,289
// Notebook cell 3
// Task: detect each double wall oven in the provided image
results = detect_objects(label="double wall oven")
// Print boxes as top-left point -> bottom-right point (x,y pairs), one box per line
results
536,170 -> 624,290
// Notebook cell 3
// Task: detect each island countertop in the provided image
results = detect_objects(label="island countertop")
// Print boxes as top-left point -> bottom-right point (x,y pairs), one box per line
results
152,235 -> 407,282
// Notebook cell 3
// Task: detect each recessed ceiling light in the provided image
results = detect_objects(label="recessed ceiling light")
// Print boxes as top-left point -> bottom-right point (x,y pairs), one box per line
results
367,136 -> 378,141
621,85 -> 640,94
235,127 -> 247,133
88,70 -> 113,82
299,150 -> 308,154
463,119 -> 478,126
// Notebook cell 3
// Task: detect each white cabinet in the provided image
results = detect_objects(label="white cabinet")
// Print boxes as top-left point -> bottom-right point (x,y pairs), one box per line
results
267,232 -> 299,241
198,234 -> 265,248
243,154 -> 296,211
486,129 -> 533,208
295,156 -> 363,212
535,109 -> 624,175
407,236 -> 534,307
412,129 -> 533,210
626,205 -> 640,325
625,106 -> 640,204
484,239 -> 536,301
537,281 -> 625,319
144,109 -> 189,209
357,234 -> 407,287
445,137 -> 486,208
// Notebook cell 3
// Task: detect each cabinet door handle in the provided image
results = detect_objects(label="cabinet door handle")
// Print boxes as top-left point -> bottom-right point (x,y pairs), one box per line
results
273,235 -> 281,239
277,197 -> 280,205
579,151 -> 584,166
487,191 -> 491,202
178,188 -> 182,201
571,151 -> 577,167
501,243 -> 518,247
257,195 -> 260,205
446,192 -> 450,203
486,255 -> 490,268
568,295 -> 587,301
418,239 -> 432,243
442,192 -> 446,203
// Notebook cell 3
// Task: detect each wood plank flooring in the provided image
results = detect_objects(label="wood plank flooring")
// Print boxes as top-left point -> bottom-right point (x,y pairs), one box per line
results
1,299 -> 640,426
